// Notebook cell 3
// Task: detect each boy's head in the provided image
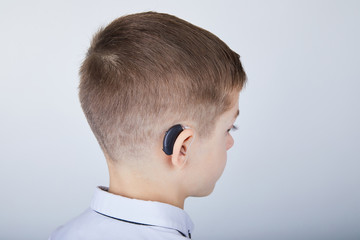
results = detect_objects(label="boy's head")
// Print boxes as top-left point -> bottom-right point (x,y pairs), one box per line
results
79,12 -> 246,167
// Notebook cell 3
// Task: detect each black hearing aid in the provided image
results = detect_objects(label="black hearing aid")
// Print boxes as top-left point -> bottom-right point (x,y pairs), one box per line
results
162,124 -> 185,155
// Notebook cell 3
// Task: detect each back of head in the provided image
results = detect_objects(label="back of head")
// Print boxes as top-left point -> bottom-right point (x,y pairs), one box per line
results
79,12 -> 247,162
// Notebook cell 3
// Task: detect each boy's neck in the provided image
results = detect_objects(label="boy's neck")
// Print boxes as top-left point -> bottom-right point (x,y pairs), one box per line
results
108,164 -> 186,209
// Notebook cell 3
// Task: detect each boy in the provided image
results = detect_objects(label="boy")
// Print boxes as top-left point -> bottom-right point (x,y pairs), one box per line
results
50,11 -> 246,239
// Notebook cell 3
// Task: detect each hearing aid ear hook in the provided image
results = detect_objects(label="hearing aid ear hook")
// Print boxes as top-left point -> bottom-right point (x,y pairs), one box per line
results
162,124 -> 195,156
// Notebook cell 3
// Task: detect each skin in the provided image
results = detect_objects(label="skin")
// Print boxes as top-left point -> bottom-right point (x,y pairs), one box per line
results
107,91 -> 240,209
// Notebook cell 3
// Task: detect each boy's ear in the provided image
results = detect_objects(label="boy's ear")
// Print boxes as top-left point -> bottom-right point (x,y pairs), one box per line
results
170,129 -> 195,169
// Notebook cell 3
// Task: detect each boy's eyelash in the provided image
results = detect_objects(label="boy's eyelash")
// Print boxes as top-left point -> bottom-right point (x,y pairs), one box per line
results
227,124 -> 238,132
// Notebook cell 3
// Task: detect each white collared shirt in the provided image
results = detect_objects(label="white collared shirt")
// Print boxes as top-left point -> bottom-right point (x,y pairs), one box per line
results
49,186 -> 194,240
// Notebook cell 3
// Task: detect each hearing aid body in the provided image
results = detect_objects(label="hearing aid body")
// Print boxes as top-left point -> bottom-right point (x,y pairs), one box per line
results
163,124 -> 195,156
162,124 -> 185,155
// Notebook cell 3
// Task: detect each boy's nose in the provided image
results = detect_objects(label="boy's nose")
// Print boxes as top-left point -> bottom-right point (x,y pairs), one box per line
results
226,134 -> 234,150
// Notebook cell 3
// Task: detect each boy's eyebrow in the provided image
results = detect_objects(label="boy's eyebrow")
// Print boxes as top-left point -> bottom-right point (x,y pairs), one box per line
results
234,109 -> 240,119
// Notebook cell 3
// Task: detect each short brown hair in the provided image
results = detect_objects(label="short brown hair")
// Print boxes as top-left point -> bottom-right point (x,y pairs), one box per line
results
79,12 -> 247,162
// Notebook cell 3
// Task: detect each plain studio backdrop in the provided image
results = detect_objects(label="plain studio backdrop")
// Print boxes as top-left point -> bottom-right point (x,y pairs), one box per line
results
1,1 -> 359,239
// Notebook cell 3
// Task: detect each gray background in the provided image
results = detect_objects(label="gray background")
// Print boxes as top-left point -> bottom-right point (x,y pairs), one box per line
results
1,0 -> 359,239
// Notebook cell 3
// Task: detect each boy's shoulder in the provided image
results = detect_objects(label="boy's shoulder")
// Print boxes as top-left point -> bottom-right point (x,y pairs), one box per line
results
49,187 -> 193,240
49,208 -> 99,240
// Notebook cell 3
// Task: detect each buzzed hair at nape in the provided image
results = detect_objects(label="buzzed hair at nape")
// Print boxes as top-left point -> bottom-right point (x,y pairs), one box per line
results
79,12 -> 247,162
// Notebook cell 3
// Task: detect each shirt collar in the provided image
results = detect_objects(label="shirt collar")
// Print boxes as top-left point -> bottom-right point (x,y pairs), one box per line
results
91,186 -> 194,238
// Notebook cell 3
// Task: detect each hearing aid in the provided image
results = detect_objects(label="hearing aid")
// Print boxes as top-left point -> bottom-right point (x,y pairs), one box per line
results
162,124 -> 192,155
